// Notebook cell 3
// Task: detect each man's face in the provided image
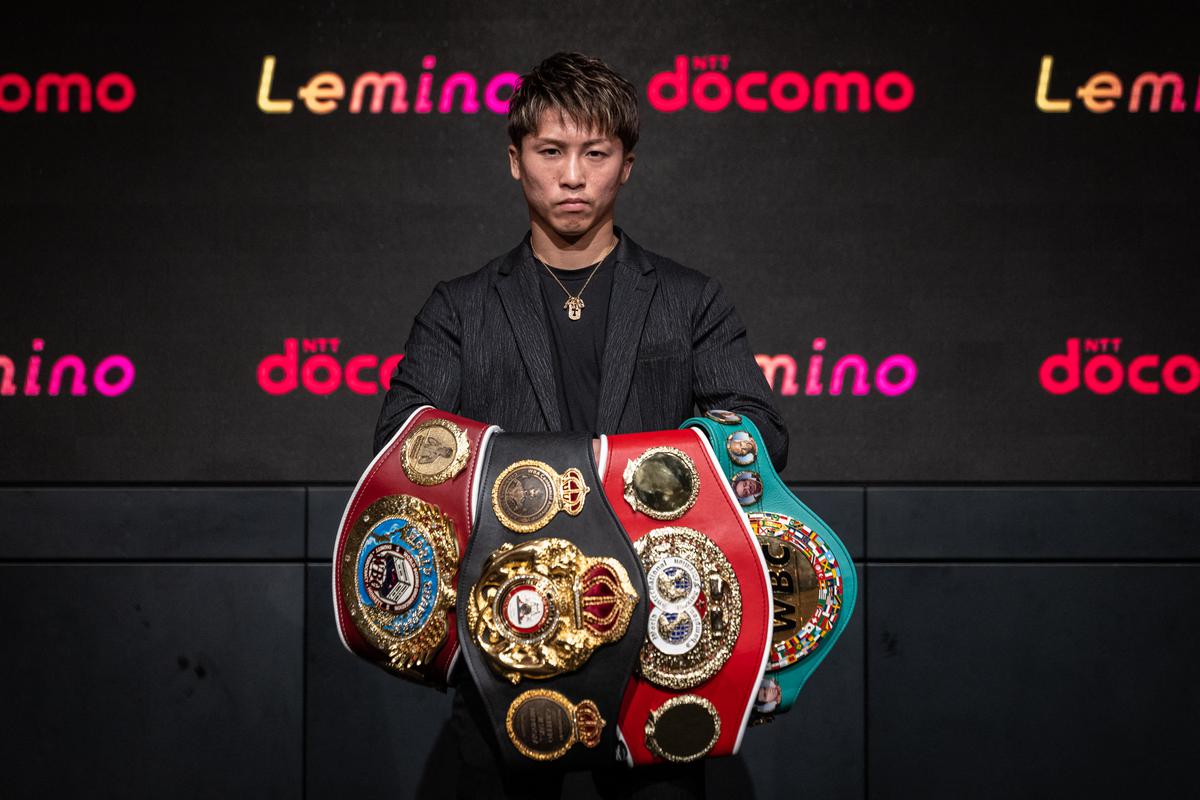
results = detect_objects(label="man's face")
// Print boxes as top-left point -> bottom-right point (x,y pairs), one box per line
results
508,109 -> 635,242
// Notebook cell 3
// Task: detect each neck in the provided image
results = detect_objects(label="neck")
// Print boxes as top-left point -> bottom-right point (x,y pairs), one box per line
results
529,219 -> 618,269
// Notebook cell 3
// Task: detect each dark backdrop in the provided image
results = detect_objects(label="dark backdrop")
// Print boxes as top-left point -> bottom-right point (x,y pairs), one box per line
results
2,2 -> 1196,798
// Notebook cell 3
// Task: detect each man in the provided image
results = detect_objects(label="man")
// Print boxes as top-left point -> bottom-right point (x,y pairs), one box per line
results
374,52 -> 788,799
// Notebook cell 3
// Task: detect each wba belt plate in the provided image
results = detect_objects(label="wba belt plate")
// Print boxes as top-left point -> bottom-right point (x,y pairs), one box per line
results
456,432 -> 649,770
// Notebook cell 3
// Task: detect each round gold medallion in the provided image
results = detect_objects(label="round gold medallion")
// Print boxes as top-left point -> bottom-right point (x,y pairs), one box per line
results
634,527 -> 741,690
401,418 -> 470,486
492,459 -> 589,534
506,689 -> 605,761
622,446 -> 700,521
644,695 -> 721,763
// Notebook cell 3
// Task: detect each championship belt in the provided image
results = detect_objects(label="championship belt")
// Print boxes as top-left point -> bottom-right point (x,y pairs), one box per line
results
599,430 -> 773,765
332,405 -> 500,687
681,410 -> 858,721
456,433 -> 648,770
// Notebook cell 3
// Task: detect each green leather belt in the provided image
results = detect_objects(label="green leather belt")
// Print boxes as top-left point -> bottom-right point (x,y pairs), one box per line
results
680,411 -> 857,718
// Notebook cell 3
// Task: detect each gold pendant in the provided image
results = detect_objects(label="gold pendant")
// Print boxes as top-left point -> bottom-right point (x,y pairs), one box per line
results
564,296 -> 585,320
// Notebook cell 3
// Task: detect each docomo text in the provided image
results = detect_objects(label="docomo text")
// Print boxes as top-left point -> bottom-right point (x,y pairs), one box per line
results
648,55 -> 914,113
0,72 -> 135,113
1040,338 -> 1199,395
257,339 -> 404,395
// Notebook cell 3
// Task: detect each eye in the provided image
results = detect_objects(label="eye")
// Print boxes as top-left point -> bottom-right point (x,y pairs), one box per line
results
540,147 -> 560,156
588,150 -> 609,158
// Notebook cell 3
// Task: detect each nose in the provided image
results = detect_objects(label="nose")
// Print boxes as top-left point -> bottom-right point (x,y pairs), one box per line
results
560,153 -> 585,190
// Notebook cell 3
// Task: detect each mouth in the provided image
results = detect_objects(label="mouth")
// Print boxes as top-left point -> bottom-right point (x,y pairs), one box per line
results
557,198 -> 589,211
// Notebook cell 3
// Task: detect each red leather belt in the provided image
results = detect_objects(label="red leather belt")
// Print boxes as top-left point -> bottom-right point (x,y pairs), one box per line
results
599,429 -> 773,765
332,405 -> 499,687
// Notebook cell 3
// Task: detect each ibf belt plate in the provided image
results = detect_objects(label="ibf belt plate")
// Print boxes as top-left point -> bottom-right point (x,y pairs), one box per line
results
492,459 -> 590,533
466,537 -> 639,683
634,527 -> 741,690
751,511 -> 844,668
338,494 -> 459,674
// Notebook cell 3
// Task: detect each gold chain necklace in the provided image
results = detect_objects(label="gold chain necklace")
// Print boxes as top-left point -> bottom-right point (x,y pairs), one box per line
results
532,237 -> 618,321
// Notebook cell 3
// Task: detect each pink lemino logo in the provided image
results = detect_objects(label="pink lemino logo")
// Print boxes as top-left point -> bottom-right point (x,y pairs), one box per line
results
1040,338 -> 1199,395
257,55 -> 520,115
0,72 -> 135,113
1036,56 -> 1200,113
648,55 -> 914,113
0,339 -> 135,396
756,339 -> 917,396
257,338 -> 404,395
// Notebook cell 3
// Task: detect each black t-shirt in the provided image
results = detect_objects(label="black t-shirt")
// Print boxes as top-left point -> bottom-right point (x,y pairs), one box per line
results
533,241 -> 618,434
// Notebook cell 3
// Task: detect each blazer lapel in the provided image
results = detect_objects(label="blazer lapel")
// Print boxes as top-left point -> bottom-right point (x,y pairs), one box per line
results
596,230 -> 658,432
496,241 -> 562,430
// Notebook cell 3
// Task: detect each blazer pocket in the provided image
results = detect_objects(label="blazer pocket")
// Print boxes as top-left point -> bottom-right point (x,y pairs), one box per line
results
635,354 -> 690,430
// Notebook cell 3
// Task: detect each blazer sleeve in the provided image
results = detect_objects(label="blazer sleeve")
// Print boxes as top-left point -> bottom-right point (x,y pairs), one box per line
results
373,281 -> 462,454
691,276 -> 790,470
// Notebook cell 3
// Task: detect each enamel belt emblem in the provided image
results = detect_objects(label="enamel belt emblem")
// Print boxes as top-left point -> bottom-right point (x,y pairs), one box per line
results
634,527 -> 741,690
752,512 -> 844,668
337,494 -> 459,674
466,537 -> 639,683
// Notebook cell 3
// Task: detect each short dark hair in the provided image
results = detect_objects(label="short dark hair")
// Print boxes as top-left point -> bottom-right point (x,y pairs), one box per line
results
507,52 -> 640,153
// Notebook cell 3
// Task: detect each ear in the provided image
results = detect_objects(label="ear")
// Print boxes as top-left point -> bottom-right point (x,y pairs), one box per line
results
620,149 -> 636,185
508,144 -> 522,181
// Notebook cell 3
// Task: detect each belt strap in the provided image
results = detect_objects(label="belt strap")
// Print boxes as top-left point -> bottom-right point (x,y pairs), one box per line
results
333,405 -> 499,687
681,411 -> 858,717
600,429 -> 773,765
456,432 -> 649,770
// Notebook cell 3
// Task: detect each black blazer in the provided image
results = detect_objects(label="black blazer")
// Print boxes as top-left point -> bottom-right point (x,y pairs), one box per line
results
374,228 -> 789,469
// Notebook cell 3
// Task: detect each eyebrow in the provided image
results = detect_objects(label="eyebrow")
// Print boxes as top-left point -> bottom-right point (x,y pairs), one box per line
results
532,137 -> 612,147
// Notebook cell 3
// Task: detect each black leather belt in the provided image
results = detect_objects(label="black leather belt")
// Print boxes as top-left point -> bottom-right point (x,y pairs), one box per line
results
455,432 -> 649,770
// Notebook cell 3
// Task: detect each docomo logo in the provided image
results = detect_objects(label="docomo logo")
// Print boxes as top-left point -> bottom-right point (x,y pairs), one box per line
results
756,339 -> 917,397
0,339 -> 136,397
648,55 -> 914,113
0,72 -> 135,113
1040,338 -> 1199,395
257,338 -> 404,396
